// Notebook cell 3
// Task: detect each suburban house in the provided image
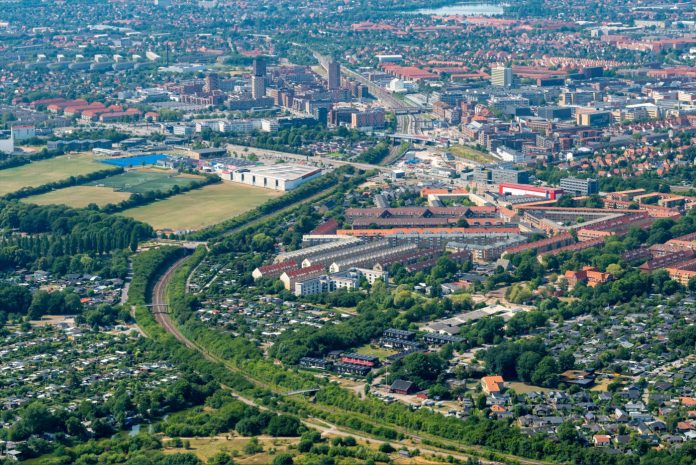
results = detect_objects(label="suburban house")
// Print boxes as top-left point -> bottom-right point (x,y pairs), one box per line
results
390,379 -> 417,395
481,375 -> 505,395
593,435 -> 611,447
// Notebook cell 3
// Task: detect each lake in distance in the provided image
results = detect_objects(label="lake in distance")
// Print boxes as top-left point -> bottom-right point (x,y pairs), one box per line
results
410,3 -> 505,16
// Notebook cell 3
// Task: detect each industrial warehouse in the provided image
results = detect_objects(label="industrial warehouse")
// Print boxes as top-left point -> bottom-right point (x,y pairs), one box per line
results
229,164 -> 322,191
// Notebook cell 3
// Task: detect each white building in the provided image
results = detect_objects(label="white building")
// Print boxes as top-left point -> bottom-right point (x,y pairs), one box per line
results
376,54 -> 403,63
11,125 -> 35,141
388,78 -> 415,93
231,164 -> 322,191
294,268 -> 387,296
491,66 -> 513,87
496,146 -> 524,163
196,119 -> 277,134
0,137 -> 14,154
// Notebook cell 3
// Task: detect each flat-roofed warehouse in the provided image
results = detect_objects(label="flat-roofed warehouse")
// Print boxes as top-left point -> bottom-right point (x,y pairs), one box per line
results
231,164 -> 322,191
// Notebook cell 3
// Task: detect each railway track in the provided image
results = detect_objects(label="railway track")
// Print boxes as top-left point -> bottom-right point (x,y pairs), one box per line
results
146,257 -> 554,465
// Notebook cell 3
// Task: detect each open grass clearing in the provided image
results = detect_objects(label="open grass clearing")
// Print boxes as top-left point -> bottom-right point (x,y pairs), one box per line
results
120,182 -> 282,232
0,152 -> 105,196
162,435 -> 299,463
507,381 -> 553,394
443,144 -> 496,164
22,185 -> 131,208
355,343 -> 399,360
591,378 -> 612,392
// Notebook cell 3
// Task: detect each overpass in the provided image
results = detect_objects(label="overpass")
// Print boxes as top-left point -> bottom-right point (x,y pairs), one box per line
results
284,387 -> 321,396
375,132 -> 441,145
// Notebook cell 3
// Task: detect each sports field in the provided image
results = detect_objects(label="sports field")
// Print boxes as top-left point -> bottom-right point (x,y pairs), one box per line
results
120,182 -> 283,231
0,152 -> 105,196
23,186 -> 131,208
88,170 -> 203,194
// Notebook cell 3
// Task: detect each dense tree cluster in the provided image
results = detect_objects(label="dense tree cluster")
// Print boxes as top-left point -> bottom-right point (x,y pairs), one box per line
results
160,390 -> 301,438
0,201 -> 151,276
355,141 -> 390,164
481,338 -> 574,388
387,352 -> 447,389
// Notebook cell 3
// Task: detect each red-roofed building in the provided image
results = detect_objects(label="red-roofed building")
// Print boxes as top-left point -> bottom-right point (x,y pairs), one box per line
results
252,260 -> 298,280
310,219 -> 339,235
279,264 -> 325,290
503,233 -> 573,257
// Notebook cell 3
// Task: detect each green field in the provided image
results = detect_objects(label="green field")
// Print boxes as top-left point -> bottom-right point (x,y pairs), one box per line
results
88,170 -> 203,193
22,186 -> 131,208
355,344 -> 398,359
120,182 -> 283,231
443,144 -> 496,164
0,153 -> 105,196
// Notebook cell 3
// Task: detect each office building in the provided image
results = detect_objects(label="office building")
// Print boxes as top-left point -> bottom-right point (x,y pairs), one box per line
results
252,57 -> 266,77
537,106 -> 572,120
576,109 -> 611,127
560,177 -> 599,196
204,73 -> 219,93
328,60 -> 341,90
491,66 -> 513,87
473,166 -> 529,185
351,108 -> 385,129
251,75 -> 265,99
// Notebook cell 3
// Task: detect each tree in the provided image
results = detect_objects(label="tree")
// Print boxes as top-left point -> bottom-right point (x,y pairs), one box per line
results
208,452 -> 235,465
161,453 -> 202,465
558,351 -> 575,371
0,283 -> 31,315
379,443 -> 395,453
266,415 -> 301,437
557,422 -> 579,443
688,276 -> 696,292
244,437 -> 263,454
389,352 -> 446,389
531,356 -> 560,387
516,351 -> 542,382
236,417 -> 265,436
272,453 -> 294,465
251,233 -> 274,252
8,402 -> 62,441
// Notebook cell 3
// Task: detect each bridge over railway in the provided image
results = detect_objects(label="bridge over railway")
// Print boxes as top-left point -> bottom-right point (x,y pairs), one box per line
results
284,388 -> 321,396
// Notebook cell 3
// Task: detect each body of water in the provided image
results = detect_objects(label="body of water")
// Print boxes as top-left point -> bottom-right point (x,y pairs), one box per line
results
102,154 -> 169,167
410,2 -> 504,16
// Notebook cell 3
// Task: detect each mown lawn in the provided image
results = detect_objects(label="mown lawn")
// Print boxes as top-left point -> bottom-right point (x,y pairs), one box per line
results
0,152 -> 105,195
22,185 -> 131,208
120,182 -> 282,231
